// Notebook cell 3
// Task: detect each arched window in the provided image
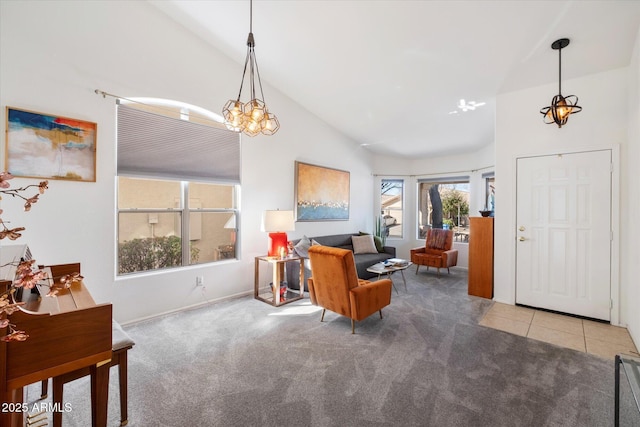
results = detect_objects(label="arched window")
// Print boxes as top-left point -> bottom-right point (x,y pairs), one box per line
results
116,99 -> 240,275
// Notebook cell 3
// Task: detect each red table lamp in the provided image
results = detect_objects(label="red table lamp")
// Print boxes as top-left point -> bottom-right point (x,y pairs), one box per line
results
261,210 -> 295,257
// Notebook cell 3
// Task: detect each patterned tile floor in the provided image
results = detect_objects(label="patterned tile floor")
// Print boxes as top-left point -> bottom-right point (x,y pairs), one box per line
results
480,302 -> 639,360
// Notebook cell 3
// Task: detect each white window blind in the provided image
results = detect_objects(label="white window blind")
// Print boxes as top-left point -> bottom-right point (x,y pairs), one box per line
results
117,103 -> 240,183
417,175 -> 469,183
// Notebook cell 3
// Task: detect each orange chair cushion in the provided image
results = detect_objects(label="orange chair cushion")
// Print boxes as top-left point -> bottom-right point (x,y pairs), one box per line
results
307,246 -> 392,322
410,229 -> 458,269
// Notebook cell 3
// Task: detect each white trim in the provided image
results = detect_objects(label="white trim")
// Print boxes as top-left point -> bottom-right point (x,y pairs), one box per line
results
122,97 -> 224,123
118,290 -> 252,326
610,144 -> 621,326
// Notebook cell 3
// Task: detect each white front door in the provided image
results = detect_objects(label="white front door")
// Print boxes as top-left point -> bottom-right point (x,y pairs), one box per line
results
515,150 -> 611,321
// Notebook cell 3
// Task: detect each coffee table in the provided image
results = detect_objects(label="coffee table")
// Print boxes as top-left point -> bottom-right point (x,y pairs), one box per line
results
366,259 -> 412,293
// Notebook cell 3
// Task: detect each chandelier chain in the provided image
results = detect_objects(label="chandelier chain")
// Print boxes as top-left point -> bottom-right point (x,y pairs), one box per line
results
558,46 -> 562,95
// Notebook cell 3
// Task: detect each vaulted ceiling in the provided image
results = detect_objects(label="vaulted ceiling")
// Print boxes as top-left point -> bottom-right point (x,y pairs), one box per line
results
150,1 -> 640,158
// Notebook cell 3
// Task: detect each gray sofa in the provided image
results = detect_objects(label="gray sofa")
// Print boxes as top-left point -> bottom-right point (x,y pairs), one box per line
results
285,233 -> 396,291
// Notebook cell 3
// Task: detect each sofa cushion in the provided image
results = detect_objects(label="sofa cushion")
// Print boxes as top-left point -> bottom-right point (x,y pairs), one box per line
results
359,231 -> 384,252
286,233 -> 395,289
294,235 -> 311,258
313,234 -> 354,248
352,235 -> 378,254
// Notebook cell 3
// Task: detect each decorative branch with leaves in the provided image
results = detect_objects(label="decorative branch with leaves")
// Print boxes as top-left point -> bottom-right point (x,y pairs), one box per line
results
0,172 -> 83,342
0,172 -> 48,240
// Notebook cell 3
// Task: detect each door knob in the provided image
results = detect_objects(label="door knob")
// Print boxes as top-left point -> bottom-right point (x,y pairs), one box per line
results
519,226 -> 525,232
519,236 -> 526,242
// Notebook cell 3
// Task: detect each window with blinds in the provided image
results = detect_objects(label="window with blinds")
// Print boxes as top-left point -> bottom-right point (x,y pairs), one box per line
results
117,103 -> 240,183
116,101 -> 240,275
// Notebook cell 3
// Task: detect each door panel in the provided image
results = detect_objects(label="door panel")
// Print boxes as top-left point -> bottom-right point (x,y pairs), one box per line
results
516,150 -> 611,320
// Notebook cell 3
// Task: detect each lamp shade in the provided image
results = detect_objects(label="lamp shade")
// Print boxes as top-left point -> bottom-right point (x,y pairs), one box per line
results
223,215 -> 236,229
261,210 -> 294,232
261,210 -> 294,257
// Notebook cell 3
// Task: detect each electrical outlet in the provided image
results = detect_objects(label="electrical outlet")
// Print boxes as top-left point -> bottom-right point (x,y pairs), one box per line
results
196,276 -> 204,287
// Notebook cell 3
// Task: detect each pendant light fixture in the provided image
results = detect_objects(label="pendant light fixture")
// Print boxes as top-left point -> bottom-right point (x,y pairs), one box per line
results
540,38 -> 582,128
222,0 -> 279,136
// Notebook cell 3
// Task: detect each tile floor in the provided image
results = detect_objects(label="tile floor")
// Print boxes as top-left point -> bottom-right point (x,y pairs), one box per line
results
479,302 -> 639,360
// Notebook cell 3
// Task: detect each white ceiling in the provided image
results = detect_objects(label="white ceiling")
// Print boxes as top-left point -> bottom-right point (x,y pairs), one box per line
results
150,1 -> 640,158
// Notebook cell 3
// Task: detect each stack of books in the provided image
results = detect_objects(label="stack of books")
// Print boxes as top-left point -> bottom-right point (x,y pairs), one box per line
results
383,258 -> 408,267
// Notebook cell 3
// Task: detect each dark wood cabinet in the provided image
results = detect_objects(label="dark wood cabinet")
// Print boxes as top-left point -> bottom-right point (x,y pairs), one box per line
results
468,217 -> 494,298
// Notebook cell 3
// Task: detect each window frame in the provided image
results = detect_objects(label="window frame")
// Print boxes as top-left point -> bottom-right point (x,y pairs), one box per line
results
416,176 -> 470,240
380,179 -> 404,239
482,171 -> 495,213
115,98 -> 240,276
116,177 -> 239,276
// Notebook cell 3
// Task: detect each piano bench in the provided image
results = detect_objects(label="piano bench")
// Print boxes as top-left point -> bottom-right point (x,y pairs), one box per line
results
40,320 -> 135,427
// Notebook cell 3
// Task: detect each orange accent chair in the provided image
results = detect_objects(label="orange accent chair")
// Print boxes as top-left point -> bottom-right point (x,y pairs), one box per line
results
410,228 -> 458,275
307,246 -> 392,334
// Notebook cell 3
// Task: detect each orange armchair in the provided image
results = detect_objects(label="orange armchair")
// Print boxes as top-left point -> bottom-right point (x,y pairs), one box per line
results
410,228 -> 458,275
307,245 -> 392,334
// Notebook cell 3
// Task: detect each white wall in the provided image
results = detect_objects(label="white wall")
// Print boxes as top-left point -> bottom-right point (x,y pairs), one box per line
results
494,64 -> 636,342
0,1 -> 375,323
624,28 -> 640,346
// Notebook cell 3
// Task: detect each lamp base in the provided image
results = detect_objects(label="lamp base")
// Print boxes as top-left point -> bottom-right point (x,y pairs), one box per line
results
268,232 -> 288,257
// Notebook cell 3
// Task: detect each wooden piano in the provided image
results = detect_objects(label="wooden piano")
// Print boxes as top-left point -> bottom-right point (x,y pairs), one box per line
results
0,263 -> 112,427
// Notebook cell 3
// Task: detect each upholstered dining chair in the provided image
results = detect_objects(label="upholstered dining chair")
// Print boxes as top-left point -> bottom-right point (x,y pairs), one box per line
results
307,245 -> 392,334
410,228 -> 458,275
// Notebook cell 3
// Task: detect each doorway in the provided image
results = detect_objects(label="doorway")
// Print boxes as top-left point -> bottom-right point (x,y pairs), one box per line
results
515,150 -> 612,321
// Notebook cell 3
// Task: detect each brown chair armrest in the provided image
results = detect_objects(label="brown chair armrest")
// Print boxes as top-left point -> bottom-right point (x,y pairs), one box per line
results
410,247 -> 426,263
442,249 -> 458,267
349,279 -> 392,321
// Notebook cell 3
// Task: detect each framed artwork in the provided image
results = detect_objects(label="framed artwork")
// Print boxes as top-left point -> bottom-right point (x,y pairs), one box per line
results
295,161 -> 349,221
5,107 -> 97,182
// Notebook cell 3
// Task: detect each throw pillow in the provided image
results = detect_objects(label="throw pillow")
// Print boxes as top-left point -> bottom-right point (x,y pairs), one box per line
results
294,235 -> 311,258
311,239 -> 321,246
373,236 -> 384,253
351,234 -> 378,254
359,231 -> 384,253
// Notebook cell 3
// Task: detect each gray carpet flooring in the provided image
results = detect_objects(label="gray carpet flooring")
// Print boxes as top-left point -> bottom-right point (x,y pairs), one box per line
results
25,268 -> 639,426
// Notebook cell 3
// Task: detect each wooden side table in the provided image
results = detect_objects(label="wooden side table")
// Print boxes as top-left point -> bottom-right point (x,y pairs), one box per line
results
468,217 -> 494,298
254,256 -> 304,306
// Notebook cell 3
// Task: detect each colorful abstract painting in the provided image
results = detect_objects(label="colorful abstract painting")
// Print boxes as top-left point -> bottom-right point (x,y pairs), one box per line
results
295,161 -> 349,221
5,107 -> 97,182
